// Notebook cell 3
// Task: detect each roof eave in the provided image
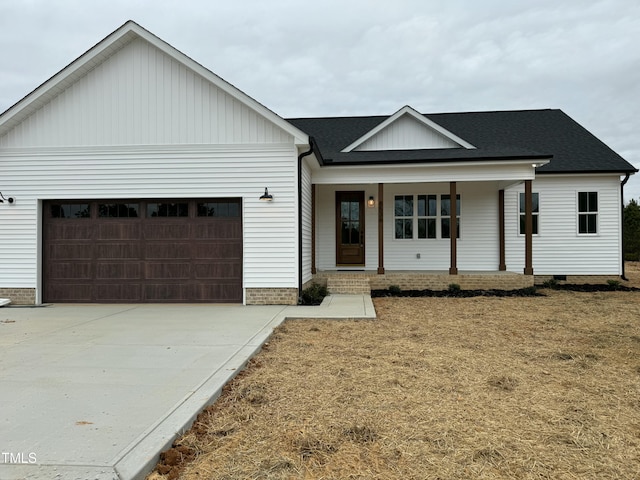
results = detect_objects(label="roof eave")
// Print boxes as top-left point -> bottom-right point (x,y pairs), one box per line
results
322,154 -> 552,167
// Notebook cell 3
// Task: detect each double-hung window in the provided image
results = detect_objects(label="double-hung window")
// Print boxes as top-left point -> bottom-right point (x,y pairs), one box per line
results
519,192 -> 539,235
417,195 -> 437,239
394,195 -> 414,239
394,194 -> 460,239
578,192 -> 598,234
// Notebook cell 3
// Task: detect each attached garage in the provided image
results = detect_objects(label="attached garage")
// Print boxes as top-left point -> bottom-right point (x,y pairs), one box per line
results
43,199 -> 242,303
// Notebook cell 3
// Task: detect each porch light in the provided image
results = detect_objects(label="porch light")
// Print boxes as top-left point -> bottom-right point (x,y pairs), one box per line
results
0,192 -> 15,204
367,195 -> 375,208
259,187 -> 273,202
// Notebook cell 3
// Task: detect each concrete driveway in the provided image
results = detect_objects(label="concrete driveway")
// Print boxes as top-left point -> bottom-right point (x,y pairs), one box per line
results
0,296 -> 375,480
0,304 -> 289,480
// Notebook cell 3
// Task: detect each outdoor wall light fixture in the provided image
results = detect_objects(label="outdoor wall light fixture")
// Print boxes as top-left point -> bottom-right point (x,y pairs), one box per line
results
259,187 -> 273,202
367,195 -> 375,208
0,192 -> 15,204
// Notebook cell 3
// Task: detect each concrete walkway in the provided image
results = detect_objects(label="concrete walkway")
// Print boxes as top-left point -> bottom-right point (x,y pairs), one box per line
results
0,295 -> 374,480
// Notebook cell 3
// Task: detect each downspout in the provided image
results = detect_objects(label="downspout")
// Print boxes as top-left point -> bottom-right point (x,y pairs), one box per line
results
621,173 -> 631,280
297,138 -> 315,302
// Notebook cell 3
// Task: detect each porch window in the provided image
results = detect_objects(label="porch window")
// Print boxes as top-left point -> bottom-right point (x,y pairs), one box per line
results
441,194 -> 460,239
417,195 -> 437,239
518,192 -> 539,235
394,195 -> 413,239
394,194 -> 460,239
578,192 -> 598,234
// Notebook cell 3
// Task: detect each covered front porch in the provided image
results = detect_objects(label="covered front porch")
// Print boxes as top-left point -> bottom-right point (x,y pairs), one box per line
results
307,174 -> 540,292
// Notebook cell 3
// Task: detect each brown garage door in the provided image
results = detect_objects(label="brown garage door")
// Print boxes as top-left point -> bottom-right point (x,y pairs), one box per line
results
43,199 -> 242,303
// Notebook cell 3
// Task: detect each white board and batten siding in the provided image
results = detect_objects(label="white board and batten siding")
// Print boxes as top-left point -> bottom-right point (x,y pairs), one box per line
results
354,115 -> 460,151
505,175 -> 622,275
0,34 -> 306,300
0,38 -> 292,148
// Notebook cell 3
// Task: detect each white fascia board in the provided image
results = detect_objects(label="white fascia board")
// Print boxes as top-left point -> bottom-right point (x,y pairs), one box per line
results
341,105 -> 476,152
312,158 -> 550,185
0,21 -> 310,147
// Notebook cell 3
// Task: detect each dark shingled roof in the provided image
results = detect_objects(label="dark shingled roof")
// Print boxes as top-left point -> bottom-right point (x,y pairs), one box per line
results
287,109 -> 637,174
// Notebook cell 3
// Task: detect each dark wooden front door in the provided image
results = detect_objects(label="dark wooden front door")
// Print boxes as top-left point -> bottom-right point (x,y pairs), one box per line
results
43,199 -> 242,303
336,191 -> 365,266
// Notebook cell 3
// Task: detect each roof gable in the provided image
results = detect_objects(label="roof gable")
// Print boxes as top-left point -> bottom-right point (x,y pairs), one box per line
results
342,106 -> 475,152
0,21 -> 308,146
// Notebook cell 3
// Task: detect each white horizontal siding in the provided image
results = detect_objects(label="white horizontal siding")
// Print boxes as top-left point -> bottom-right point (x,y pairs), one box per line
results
505,175 -> 623,275
355,114 -> 460,150
0,38 -> 292,147
315,182 -> 499,271
383,183 -> 499,270
0,144 -> 298,294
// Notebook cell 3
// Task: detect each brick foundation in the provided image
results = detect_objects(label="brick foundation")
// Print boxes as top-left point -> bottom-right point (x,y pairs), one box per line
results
314,271 -> 534,291
245,288 -> 298,305
0,288 -> 36,305
535,274 -> 622,285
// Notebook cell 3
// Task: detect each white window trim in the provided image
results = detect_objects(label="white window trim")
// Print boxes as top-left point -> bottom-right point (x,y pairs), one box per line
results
576,191 -> 599,236
393,194 -> 461,240
518,192 -> 540,236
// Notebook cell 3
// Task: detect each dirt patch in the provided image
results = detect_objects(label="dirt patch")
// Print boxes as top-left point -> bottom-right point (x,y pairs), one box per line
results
148,263 -> 640,480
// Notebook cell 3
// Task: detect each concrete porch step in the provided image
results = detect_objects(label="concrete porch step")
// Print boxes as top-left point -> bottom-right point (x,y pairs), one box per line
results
326,276 -> 371,294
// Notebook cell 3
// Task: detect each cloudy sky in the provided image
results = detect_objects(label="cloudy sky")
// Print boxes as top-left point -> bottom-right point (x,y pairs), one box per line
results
1,0 -> 639,199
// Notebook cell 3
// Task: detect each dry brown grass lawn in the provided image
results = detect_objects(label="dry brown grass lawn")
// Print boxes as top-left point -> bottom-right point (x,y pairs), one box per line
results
149,265 -> 640,479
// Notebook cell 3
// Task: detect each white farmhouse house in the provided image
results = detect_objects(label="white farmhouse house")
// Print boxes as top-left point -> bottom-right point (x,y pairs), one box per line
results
0,21 -> 636,305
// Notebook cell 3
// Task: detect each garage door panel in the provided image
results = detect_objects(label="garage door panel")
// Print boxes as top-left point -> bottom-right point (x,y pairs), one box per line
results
146,263 -> 191,280
98,223 -> 141,240
143,224 -> 190,240
145,242 -> 192,259
96,263 -> 142,280
194,262 -> 242,279
194,242 -> 242,259
48,262 -> 93,280
44,199 -> 242,303
193,221 -> 242,239
47,224 -> 95,240
195,283 -> 242,303
94,284 -> 142,302
96,244 -> 141,259
49,244 -> 94,260
47,284 -> 93,302
144,283 -> 193,302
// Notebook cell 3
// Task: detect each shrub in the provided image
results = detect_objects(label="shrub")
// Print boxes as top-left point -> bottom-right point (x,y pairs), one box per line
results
388,285 -> 402,295
625,252 -> 640,262
300,283 -> 328,305
448,283 -> 461,292
542,278 -> 559,289
607,279 -> 621,290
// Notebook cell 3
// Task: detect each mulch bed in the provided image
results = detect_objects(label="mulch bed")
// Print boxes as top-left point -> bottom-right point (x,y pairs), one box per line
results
371,283 -> 640,298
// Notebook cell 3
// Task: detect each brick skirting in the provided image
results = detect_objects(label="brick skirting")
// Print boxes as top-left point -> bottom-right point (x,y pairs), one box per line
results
0,288 -> 36,305
314,271 -> 534,291
534,274 -> 622,285
245,288 -> 298,305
